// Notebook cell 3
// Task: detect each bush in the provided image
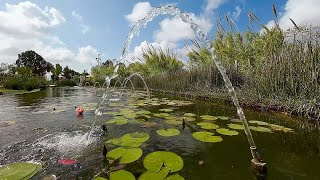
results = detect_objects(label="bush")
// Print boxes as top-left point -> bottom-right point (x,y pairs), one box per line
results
3,76 -> 47,90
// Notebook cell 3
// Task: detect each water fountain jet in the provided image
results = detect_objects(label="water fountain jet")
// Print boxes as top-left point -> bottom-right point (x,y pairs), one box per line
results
111,4 -> 267,172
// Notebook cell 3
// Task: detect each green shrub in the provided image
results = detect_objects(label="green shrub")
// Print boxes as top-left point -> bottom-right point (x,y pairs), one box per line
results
3,76 -> 47,90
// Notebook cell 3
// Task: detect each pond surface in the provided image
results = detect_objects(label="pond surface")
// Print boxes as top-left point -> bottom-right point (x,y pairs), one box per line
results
0,87 -> 319,180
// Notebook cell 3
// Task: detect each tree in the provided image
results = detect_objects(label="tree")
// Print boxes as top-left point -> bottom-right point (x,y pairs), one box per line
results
102,59 -> 114,67
63,66 -> 79,79
16,50 -> 53,76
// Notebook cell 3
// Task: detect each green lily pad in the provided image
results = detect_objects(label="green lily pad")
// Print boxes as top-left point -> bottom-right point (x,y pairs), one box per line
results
110,170 -> 135,180
0,162 -> 42,180
143,151 -> 183,173
94,177 -> 107,180
227,123 -> 245,130
136,110 -> 151,115
200,115 -> 217,121
164,120 -> 182,125
106,147 -> 142,164
269,124 -> 294,133
216,128 -> 239,136
183,113 -> 196,117
230,119 -> 242,123
216,116 -> 229,120
157,128 -> 180,137
141,122 -> 157,128
182,117 -> 196,122
106,132 -> 149,147
249,126 -> 272,133
165,174 -> 185,180
103,111 -> 119,116
107,118 -> 128,125
139,167 -> 170,180
197,122 -> 219,130
154,113 -> 170,118
249,120 -> 269,126
192,132 -> 223,143
159,109 -> 173,112
150,103 -> 161,106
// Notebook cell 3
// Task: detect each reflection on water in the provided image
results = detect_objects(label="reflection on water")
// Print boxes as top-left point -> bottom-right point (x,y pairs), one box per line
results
0,87 -> 319,179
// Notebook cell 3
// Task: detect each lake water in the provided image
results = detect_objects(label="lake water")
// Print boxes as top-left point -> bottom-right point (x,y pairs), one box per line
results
0,87 -> 319,179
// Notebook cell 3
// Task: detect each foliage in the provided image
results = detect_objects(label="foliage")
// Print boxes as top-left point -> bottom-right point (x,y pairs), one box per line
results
16,50 -> 53,76
3,76 -> 47,91
91,65 -> 115,83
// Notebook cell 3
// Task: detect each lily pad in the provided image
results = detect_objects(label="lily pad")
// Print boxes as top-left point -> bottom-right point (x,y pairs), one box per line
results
249,126 -> 272,133
94,177 -> 107,180
249,120 -> 269,126
154,113 -> 170,118
182,117 -> 196,122
165,174 -> 185,180
269,124 -> 294,133
183,113 -> 196,117
0,162 -> 42,180
216,116 -> 229,120
143,151 -> 184,173
200,115 -> 217,121
136,110 -> 151,115
216,128 -> 239,136
106,132 -> 149,147
141,122 -> 157,128
139,167 -> 170,180
192,131 -> 223,143
107,117 -> 128,125
159,109 -> 173,112
106,147 -> 142,164
110,170 -> 135,180
227,123 -> 245,130
197,122 -> 219,130
164,120 -> 182,125
157,128 -> 180,137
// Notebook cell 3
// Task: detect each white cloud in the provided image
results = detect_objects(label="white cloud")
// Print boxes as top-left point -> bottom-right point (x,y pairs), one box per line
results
154,14 -> 213,46
266,0 -> 320,30
0,1 -> 98,73
125,2 -> 152,25
71,10 -> 91,34
232,6 -> 242,20
205,0 -> 227,14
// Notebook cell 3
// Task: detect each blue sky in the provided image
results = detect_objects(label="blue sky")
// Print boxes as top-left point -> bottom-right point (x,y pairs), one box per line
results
0,0 -> 319,72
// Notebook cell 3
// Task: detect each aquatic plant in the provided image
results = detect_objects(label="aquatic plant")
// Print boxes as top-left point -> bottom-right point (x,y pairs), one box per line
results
0,162 -> 41,179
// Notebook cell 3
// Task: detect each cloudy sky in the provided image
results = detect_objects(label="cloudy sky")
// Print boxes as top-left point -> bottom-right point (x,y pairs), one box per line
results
0,0 -> 319,72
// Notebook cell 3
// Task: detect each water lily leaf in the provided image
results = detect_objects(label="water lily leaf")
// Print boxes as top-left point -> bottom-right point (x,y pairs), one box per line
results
249,120 -> 269,126
200,115 -> 217,121
165,174 -> 185,180
94,177 -> 107,180
164,120 -> 182,125
107,118 -> 128,125
141,122 -> 157,128
154,113 -> 170,118
227,123 -> 245,130
182,117 -> 196,122
136,110 -> 151,115
216,116 -> 229,120
197,122 -> 219,130
249,126 -> 272,133
138,167 -> 170,180
216,128 -> 239,136
143,151 -> 183,173
106,147 -> 142,164
269,124 -> 293,133
159,109 -> 173,112
0,162 -> 41,180
230,119 -> 242,123
103,111 -> 119,116
150,103 -> 161,106
192,132 -> 223,143
183,113 -> 196,117
157,128 -> 180,137
110,170 -> 135,180
106,132 -> 149,147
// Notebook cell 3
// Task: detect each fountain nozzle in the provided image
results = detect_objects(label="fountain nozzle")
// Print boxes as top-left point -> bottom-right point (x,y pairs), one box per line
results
250,146 -> 267,174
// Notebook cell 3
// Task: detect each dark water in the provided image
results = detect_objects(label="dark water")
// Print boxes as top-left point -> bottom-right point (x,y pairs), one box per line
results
0,87 -> 319,180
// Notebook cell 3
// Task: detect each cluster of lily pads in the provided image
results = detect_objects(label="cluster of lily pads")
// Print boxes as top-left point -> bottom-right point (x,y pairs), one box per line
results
97,94 -> 294,179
